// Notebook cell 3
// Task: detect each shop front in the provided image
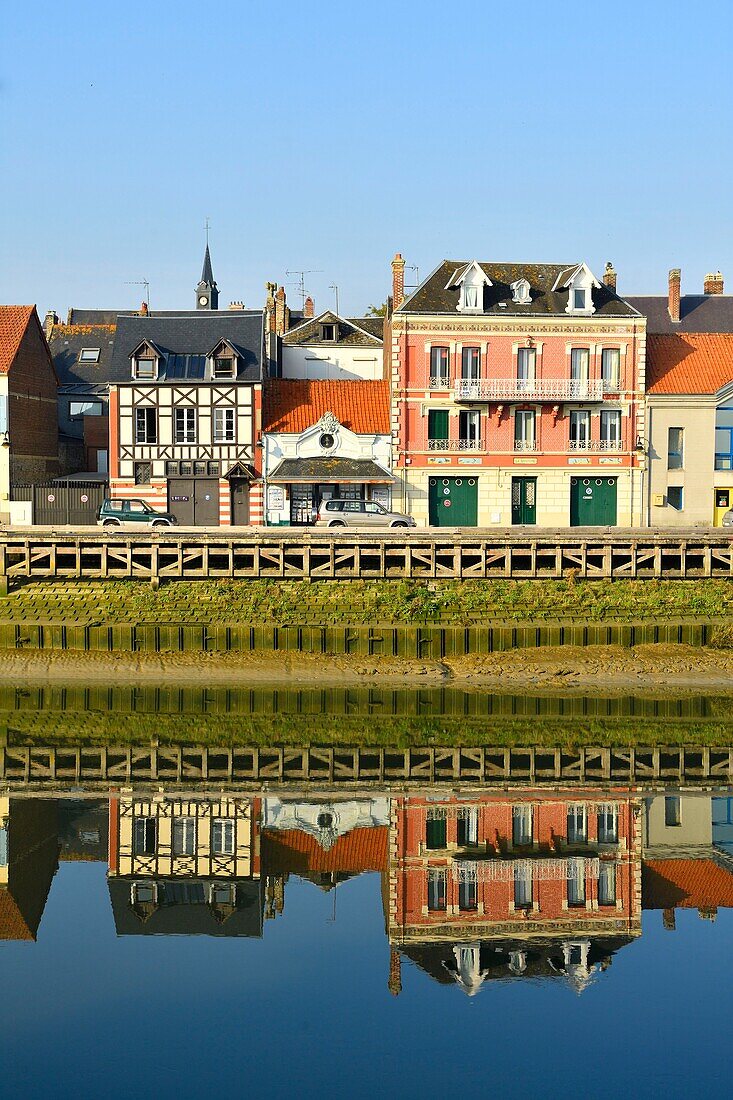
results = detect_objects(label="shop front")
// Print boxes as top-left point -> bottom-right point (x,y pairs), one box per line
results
266,458 -> 393,525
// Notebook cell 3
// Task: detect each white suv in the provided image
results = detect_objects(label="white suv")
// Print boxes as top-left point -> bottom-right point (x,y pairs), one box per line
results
315,500 -> 416,528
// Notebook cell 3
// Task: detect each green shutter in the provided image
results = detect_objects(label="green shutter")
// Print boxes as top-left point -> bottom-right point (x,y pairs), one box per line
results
428,409 -> 449,441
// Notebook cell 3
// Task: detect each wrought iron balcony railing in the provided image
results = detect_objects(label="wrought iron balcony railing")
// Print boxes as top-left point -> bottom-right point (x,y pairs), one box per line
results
454,378 -> 605,402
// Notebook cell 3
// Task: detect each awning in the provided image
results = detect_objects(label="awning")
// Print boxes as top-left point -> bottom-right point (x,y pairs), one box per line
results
268,458 -> 394,485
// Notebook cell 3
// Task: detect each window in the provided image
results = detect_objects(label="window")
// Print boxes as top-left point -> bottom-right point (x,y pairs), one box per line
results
667,486 -> 684,510
321,323 -> 336,341
512,804 -> 533,847
212,818 -> 235,855
459,409 -> 480,447
668,427 -> 684,469
514,863 -> 532,908
600,409 -> 621,449
194,461 -> 207,476
429,347 -> 450,386
517,347 -> 536,386
175,408 -> 196,444
133,816 -> 157,855
458,867 -> 478,911
426,808 -> 447,849
172,818 -> 196,856
597,804 -> 618,844
208,461 -> 219,476
132,882 -> 156,905
134,357 -> 156,380
601,348 -> 620,390
598,861 -> 617,906
665,796 -> 681,827
461,347 -> 481,381
427,868 -> 447,911
135,407 -> 157,444
134,462 -> 151,485
69,400 -> 103,417
714,407 -> 733,469
570,348 -> 590,383
0,826 -> 8,867
214,407 -> 235,443
567,857 -> 586,907
567,805 -> 587,844
457,807 -> 478,846
213,357 -> 235,378
569,410 -> 590,449
79,348 -> 101,362
514,409 -> 535,451
511,279 -> 531,304
572,288 -> 587,310
428,408 -> 450,450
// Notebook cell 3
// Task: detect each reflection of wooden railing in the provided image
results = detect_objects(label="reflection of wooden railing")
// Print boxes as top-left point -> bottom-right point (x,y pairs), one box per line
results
2,743 -> 732,789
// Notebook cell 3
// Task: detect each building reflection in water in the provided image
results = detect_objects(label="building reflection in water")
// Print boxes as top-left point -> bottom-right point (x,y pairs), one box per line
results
4,784 -> 733,992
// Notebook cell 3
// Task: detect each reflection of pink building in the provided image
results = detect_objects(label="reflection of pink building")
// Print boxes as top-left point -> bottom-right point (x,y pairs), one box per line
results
387,790 -> 642,995
389,255 -> 646,527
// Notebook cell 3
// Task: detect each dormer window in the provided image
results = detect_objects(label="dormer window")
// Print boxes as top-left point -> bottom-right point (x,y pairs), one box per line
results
573,288 -> 587,310
213,357 -> 235,378
554,263 -> 600,316
511,279 -> 531,305
321,323 -> 336,341
446,260 -> 491,314
134,356 -> 156,380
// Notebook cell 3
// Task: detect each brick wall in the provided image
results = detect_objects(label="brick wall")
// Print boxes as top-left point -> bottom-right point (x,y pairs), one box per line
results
8,314 -> 59,479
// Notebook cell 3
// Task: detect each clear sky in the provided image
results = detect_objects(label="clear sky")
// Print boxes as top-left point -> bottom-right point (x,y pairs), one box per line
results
2,0 -> 733,319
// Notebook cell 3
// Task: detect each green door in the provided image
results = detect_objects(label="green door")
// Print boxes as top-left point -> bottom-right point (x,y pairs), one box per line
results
511,477 -> 537,525
570,477 -> 618,526
428,477 -> 478,526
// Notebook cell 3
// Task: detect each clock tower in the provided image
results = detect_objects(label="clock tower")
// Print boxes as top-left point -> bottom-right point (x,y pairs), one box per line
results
195,243 -> 219,310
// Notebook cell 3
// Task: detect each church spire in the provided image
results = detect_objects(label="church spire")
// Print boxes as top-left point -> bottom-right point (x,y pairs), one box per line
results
196,233 -> 219,310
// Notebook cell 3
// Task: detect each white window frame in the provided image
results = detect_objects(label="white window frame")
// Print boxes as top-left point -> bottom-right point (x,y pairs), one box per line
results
567,804 -> 587,844
69,400 -> 104,418
601,347 -> 621,390
514,409 -> 536,451
598,861 -> 617,906
212,356 -> 236,379
597,804 -> 618,844
172,817 -> 196,856
514,863 -> 533,908
517,347 -> 536,386
459,409 -> 480,447
134,357 -> 157,380
429,346 -> 450,387
570,348 -> 590,382
569,409 -> 590,449
512,804 -> 533,846
600,409 -> 621,448
79,348 -> 101,363
461,346 -> 481,381
567,857 -> 586,906
174,407 -> 197,444
135,407 -> 157,444
211,818 -> 235,856
213,407 -> 236,443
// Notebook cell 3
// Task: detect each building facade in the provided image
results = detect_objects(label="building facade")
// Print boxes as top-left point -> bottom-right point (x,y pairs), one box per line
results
389,255 -> 646,527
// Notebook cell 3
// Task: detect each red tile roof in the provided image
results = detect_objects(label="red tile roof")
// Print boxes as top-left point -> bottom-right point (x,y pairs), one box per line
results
262,826 -> 388,874
263,380 -> 390,435
0,890 -> 34,940
646,333 -> 733,394
643,859 -> 733,909
0,306 -> 35,375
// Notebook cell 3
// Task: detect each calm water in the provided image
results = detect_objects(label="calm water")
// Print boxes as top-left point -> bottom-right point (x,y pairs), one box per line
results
2,686 -> 733,1098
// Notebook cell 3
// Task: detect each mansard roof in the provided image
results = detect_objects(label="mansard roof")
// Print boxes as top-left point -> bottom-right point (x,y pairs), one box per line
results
398,260 -> 640,318
110,311 -> 264,383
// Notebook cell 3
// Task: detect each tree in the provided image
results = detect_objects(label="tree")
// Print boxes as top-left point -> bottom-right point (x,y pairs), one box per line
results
365,301 -> 388,317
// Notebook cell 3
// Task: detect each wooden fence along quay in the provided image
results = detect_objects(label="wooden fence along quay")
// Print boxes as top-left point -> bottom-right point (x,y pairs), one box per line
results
2,743 -> 733,791
0,526 -> 732,586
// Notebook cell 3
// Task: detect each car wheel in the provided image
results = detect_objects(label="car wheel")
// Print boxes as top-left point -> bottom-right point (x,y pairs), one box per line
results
391,521 -> 408,527
102,519 -> 120,528
328,520 -> 347,527
151,520 -> 170,528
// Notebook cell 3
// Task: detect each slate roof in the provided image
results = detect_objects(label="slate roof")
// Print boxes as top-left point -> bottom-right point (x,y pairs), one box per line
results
0,305 -> 35,375
110,311 -> 264,383
399,261 -> 640,317
646,334 -> 733,394
49,323 -> 117,386
642,859 -> 733,909
284,311 -> 383,347
108,878 -> 264,937
261,826 -> 388,875
626,295 -> 733,334
268,457 -> 393,483
263,379 -> 390,434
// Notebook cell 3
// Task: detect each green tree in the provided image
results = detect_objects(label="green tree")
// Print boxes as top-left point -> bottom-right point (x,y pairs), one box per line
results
365,301 -> 388,317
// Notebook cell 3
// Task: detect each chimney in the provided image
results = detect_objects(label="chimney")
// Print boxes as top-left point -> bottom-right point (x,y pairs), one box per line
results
668,268 -> 681,323
704,271 -> 724,295
140,301 -> 149,316
43,310 -> 58,338
274,285 -> 290,335
603,261 -> 617,293
304,295 -> 315,319
265,282 -> 277,333
228,301 -> 245,310
663,908 -> 676,931
391,252 -> 405,310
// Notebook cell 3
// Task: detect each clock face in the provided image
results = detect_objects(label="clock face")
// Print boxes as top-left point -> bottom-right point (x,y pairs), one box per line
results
199,295 -> 208,305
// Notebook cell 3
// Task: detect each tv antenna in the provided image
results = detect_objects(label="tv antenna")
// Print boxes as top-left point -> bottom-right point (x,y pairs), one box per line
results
405,264 -> 420,291
328,283 -> 340,316
285,269 -> 322,309
125,279 -> 150,308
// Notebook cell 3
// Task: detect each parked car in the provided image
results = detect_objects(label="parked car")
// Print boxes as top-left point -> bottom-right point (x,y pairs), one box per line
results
97,498 -> 178,529
315,499 -> 416,528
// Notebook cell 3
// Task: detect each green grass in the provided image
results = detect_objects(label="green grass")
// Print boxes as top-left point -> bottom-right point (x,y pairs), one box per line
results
2,577 -> 732,625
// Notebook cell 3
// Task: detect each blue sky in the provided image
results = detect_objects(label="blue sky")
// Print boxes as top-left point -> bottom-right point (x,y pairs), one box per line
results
2,0 -> 732,318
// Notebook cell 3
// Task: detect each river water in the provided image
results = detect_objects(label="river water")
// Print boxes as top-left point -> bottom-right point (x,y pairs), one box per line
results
1,684 -> 733,1098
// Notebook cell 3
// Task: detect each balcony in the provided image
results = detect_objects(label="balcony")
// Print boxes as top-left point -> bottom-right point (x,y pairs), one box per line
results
568,440 -> 623,452
454,378 -> 605,402
427,439 -> 482,452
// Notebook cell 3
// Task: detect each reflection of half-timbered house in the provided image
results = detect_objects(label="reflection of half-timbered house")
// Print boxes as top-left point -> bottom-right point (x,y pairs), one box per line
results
108,282 -> 265,526
107,794 -> 263,937
386,790 -> 642,995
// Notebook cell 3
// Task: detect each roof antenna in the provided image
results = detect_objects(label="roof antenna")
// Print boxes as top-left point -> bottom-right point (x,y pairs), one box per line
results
286,269 -> 322,310
328,283 -> 340,316
125,279 -> 150,309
